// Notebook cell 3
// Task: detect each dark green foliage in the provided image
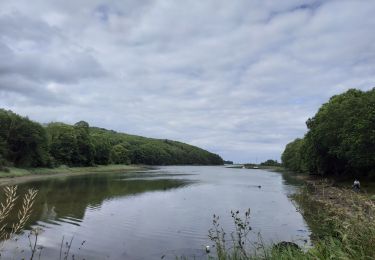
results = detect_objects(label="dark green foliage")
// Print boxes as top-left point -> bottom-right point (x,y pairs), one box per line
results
72,121 -> 95,166
281,138 -> 307,173
110,144 -> 130,164
0,137 -> 7,171
260,159 -> 281,167
0,109 -> 49,167
89,127 -> 223,165
0,109 -> 223,169
282,88 -> 375,178
92,136 -> 111,165
129,144 -> 169,165
46,123 -> 78,166
0,136 -> 6,164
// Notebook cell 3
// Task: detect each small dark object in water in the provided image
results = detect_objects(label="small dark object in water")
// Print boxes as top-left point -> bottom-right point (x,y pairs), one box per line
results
273,241 -> 300,252
258,185 -> 261,188
205,245 -> 210,253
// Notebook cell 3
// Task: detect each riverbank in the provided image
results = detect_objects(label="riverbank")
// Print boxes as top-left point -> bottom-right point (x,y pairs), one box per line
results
288,179 -> 375,259
273,171 -> 375,259
0,164 -> 145,186
293,180 -> 375,234
208,168 -> 375,259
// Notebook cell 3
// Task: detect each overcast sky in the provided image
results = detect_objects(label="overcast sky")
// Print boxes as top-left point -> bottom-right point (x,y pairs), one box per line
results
0,0 -> 374,163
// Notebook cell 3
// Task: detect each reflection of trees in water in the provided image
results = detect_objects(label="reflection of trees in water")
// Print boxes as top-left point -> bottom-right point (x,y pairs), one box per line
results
12,175 -> 191,229
40,203 -> 57,220
280,171 -> 305,186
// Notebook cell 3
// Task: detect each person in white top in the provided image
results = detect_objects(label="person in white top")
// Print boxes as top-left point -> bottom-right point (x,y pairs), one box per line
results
353,179 -> 360,192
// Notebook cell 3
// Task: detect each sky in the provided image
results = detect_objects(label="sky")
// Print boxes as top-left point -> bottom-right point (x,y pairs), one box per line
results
0,0 -> 374,163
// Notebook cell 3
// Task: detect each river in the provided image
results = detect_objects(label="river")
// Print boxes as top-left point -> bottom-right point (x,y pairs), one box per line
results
2,166 -> 310,259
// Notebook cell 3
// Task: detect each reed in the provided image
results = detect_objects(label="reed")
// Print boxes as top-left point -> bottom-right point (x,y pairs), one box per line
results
207,183 -> 375,260
0,185 -> 38,241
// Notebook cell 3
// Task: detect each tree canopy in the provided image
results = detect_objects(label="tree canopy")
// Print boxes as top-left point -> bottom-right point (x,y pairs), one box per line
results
282,88 -> 375,178
259,159 -> 281,167
0,109 -> 223,169
0,109 -> 49,167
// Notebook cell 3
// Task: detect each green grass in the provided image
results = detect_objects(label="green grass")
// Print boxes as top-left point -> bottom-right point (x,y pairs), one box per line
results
0,167 -> 31,177
0,164 -> 143,178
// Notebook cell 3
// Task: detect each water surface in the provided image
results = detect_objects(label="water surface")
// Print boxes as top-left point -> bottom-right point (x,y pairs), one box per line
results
2,166 -> 310,259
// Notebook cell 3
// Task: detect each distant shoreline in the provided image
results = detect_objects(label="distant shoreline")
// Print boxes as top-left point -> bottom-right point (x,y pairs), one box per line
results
0,164 -> 144,186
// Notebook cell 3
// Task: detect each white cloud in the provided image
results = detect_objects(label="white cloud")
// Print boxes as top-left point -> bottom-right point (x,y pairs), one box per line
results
0,0 -> 374,163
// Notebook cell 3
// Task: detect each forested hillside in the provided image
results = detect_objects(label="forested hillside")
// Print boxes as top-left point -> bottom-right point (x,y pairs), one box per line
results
0,109 -> 223,169
282,88 -> 375,178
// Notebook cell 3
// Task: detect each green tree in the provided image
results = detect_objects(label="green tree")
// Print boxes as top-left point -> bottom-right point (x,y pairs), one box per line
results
260,159 -> 281,166
281,138 -> 306,173
282,88 -> 375,178
92,135 -> 111,165
0,137 -> 6,169
110,144 -> 130,164
0,109 -> 49,167
1,109 -> 224,168
73,121 -> 94,166
47,123 -> 78,166
306,89 -> 375,177
0,137 -> 5,159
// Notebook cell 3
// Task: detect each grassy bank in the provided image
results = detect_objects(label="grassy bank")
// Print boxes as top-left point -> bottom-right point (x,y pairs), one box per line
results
289,180 -> 375,259
0,164 -> 144,186
207,174 -> 375,259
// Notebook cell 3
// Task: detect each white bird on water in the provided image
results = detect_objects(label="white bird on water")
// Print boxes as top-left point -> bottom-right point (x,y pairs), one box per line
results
205,245 -> 210,253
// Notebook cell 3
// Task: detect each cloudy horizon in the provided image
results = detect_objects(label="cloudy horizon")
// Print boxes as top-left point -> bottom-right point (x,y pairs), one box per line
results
1,0 -> 374,163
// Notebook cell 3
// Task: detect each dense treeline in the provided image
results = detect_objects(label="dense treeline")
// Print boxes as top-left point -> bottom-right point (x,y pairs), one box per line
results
259,159 -> 281,167
0,110 -> 49,168
282,88 -> 375,178
0,109 -> 223,169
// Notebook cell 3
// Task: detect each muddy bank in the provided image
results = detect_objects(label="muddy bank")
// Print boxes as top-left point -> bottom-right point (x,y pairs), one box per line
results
0,165 -> 144,186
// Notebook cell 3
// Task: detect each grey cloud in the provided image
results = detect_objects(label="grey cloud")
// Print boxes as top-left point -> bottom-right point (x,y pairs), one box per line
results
0,74 -> 73,106
0,0 -> 374,162
0,12 -> 105,82
0,11 -> 106,106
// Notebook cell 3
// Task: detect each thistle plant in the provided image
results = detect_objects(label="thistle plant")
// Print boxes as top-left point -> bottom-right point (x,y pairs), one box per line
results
209,208 -> 252,259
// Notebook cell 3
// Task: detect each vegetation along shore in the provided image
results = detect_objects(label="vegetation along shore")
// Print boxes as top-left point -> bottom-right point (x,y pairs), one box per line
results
0,88 -> 374,259
207,88 -> 375,259
0,108 -> 223,177
275,88 -> 375,259
210,178 -> 375,259
0,164 -> 143,186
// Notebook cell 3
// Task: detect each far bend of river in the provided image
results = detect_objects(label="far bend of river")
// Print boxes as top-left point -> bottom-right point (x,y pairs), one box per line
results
2,166 -> 310,259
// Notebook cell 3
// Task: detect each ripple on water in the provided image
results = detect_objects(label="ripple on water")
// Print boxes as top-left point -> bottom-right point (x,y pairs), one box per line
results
5,166 -> 310,260
57,216 -> 82,226
87,204 -> 102,211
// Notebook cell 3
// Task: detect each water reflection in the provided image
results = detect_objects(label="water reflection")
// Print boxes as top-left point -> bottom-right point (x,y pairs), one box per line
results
1,166 -> 310,260
15,172 -> 193,229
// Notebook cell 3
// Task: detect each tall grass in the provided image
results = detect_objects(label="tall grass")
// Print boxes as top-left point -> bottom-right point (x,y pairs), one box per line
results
207,183 -> 375,260
0,186 -> 37,241
291,183 -> 375,260
0,186 -> 84,259
207,209 -> 304,260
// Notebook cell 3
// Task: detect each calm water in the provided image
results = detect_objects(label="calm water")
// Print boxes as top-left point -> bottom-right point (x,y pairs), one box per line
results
2,166 -> 310,259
